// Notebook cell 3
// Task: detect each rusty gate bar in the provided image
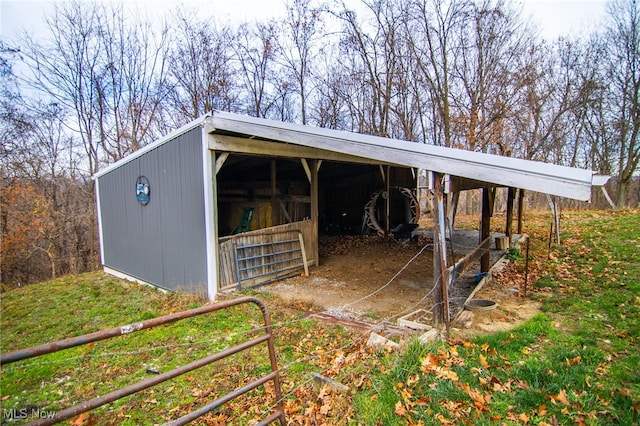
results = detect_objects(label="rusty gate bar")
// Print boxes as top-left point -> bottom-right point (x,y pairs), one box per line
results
166,371 -> 278,425
0,296 -> 286,426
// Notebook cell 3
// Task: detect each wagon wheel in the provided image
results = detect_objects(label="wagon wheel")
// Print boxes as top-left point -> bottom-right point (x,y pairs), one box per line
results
396,187 -> 420,223
363,191 -> 385,236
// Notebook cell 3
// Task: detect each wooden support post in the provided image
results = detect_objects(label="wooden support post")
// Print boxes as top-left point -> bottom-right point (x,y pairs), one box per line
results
546,194 -> 561,245
481,187 -> 491,273
447,192 -> 459,238
310,159 -> 320,267
385,165 -> 391,235
517,189 -> 525,235
506,187 -> 515,239
432,173 -> 450,335
271,159 -> 278,226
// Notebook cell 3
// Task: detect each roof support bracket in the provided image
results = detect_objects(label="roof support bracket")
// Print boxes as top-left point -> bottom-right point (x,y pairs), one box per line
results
215,152 -> 229,175
301,159 -> 311,183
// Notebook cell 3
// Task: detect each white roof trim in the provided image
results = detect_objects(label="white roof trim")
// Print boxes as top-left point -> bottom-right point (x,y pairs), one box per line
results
207,111 -> 606,201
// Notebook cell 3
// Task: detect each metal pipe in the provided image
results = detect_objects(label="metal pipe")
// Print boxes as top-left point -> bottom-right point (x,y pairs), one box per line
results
28,335 -> 270,426
1,297 -> 264,365
1,297 -> 286,426
166,372 -> 280,425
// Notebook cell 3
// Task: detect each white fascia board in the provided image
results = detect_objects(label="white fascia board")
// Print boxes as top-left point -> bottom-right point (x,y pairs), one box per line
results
208,111 -> 597,201
93,114 -> 210,180
95,177 -> 105,265
201,131 -> 219,301
592,175 -> 611,186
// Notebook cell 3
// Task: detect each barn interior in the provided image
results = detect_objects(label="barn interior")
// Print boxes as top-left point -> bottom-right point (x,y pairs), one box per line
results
215,154 -> 418,238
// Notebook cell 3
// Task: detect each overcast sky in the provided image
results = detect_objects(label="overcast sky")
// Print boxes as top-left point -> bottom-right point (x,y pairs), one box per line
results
1,0 -> 609,43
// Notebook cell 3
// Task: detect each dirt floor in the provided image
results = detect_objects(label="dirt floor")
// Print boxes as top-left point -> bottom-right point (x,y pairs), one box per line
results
256,230 -> 540,336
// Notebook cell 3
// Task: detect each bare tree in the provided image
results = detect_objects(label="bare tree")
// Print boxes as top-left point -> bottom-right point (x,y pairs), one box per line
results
312,63 -> 352,130
20,1 -> 168,169
12,1 -> 172,279
0,42 -> 34,178
453,0 -> 533,155
96,5 -> 170,161
234,21 -> 279,118
406,0 -> 470,147
334,0 -> 408,137
601,0 -> 640,207
166,9 -> 239,123
279,0 -> 323,124
20,1 -> 103,175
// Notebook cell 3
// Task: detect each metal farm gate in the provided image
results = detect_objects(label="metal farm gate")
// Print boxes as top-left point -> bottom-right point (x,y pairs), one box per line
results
218,220 -> 314,290
0,297 -> 286,426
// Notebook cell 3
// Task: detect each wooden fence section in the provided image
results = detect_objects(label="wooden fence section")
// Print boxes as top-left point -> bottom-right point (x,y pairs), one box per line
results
218,220 -> 315,290
447,236 -> 491,289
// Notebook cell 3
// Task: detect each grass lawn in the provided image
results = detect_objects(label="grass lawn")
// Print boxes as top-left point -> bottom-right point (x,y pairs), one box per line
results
1,210 -> 638,425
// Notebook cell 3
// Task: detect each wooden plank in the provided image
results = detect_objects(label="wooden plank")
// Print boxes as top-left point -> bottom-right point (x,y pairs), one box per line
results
298,233 -> 309,276
506,187 -> 515,238
209,134 -> 389,165
234,232 -> 306,288
385,166 -> 390,234
517,188 -> 525,235
310,159 -> 320,267
446,175 -> 496,192
481,187 -> 491,273
271,159 -> 278,226
301,158 -> 311,182
432,173 -> 450,334
448,236 -> 491,286
215,152 -> 229,174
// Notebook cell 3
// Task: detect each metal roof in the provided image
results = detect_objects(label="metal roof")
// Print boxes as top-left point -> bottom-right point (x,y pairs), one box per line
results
206,111 -> 605,201
95,111 -> 606,201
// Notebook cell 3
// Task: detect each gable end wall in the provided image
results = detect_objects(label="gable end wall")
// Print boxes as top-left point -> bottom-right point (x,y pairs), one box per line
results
97,128 -> 208,293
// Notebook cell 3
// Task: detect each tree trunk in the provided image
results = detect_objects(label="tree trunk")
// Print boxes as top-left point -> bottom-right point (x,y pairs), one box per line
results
616,177 -> 629,209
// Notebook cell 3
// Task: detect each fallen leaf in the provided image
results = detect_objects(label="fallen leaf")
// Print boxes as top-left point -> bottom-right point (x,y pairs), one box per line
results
468,388 -> 490,411
538,403 -> 547,416
435,413 -> 454,424
395,401 -> 407,416
406,373 -> 420,387
435,367 -> 459,381
479,354 -> 489,368
421,353 -> 439,369
566,356 -> 582,366
618,387 -> 634,397
574,416 -> 586,426
415,396 -> 431,406
549,389 -> 570,405
70,412 -> 94,426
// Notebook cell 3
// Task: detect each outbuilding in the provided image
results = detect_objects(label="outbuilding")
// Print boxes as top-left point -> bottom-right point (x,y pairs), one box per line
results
94,111 -> 606,304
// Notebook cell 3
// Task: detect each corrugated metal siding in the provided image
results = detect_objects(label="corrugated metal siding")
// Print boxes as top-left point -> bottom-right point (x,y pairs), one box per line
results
98,128 -> 207,293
